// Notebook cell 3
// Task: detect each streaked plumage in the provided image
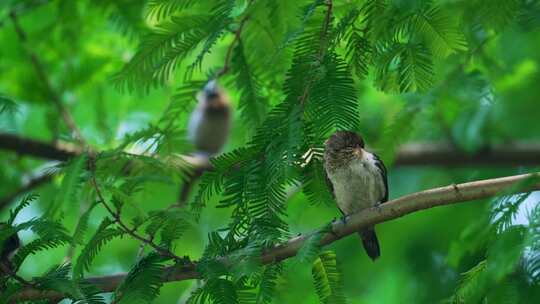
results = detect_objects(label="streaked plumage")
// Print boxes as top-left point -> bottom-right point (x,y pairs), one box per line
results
323,131 -> 388,261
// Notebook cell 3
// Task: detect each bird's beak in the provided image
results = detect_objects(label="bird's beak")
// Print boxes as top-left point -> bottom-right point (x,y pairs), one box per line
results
353,147 -> 363,158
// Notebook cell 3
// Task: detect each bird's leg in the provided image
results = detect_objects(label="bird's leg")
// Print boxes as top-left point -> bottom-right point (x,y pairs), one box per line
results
374,201 -> 383,212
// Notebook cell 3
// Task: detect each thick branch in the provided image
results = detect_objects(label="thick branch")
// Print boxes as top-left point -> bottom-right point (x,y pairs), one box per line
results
395,142 -> 540,166
0,133 -> 80,161
13,172 -> 540,302
1,133 -> 539,167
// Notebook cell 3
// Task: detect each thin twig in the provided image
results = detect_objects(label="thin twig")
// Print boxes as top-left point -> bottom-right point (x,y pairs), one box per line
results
215,0 -> 254,78
90,172 -> 181,261
9,11 -> 86,146
298,0 -> 333,106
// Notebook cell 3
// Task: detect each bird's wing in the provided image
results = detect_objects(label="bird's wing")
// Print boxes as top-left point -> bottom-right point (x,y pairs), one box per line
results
324,167 -> 335,199
372,153 -> 389,203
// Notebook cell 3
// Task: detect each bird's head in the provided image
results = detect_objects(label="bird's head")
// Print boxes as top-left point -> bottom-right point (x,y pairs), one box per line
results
324,131 -> 365,160
198,80 -> 230,110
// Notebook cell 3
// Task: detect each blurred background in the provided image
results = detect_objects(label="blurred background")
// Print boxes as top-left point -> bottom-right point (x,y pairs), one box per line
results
1,0 -> 540,303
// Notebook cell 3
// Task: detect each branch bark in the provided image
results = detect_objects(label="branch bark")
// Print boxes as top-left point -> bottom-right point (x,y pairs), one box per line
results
1,133 -> 539,167
12,172 -> 540,302
0,133 -> 80,161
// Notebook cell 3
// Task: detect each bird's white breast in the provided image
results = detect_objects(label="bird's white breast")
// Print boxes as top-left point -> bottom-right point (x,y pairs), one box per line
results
327,152 -> 385,215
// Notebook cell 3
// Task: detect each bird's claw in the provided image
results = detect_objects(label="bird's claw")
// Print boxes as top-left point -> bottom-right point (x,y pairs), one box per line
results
374,201 -> 383,212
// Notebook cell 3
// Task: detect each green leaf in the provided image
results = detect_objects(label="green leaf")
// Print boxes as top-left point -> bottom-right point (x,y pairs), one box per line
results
146,0 -> 198,21
231,40 -> 268,127
8,193 -> 38,224
56,154 -> 88,208
71,202 -> 99,247
0,95 -> 18,114
411,5 -> 468,58
311,251 -> 347,304
114,253 -> 168,304
74,218 -> 124,278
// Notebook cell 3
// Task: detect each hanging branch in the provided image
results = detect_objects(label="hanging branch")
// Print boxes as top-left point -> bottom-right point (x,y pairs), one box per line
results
215,0 -> 254,78
12,171 -> 540,302
89,172 -> 182,261
9,11 -> 86,145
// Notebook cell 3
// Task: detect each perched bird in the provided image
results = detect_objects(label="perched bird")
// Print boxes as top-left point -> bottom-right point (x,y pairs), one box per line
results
0,223 -> 20,273
323,131 -> 388,261
188,80 -> 232,156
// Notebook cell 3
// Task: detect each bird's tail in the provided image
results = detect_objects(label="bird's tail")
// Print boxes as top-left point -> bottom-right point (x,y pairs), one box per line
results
358,227 -> 380,261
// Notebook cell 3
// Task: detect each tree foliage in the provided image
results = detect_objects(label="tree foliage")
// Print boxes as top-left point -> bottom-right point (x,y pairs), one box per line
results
1,0 -> 540,303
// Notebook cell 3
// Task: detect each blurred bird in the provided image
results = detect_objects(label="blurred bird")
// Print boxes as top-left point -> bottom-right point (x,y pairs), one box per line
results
0,222 -> 20,273
323,131 -> 388,261
188,80 -> 232,157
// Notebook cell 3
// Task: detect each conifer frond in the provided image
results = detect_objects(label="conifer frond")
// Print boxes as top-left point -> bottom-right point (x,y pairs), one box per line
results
146,0 -> 198,21
398,42 -> 435,92
312,251 -> 347,304
8,193 -> 38,224
451,260 -> 487,304
74,218 -> 124,278
55,154 -> 88,208
476,0 -> 522,31
71,203 -> 98,247
12,235 -> 71,270
114,253 -> 167,304
0,95 -> 17,114
186,1 -> 235,77
344,30 -> 371,79
207,278 -> 240,304
115,14 -> 215,92
297,229 -> 325,263
305,53 -> 359,137
490,193 -> 530,233
410,5 -> 468,57
35,263 -> 73,292
254,264 -> 282,304
231,40 -> 268,127
302,157 -> 334,207
159,80 -> 206,129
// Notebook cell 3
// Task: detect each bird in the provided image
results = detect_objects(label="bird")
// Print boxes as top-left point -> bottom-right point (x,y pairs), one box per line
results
0,222 -> 20,273
188,80 -> 232,157
323,131 -> 388,261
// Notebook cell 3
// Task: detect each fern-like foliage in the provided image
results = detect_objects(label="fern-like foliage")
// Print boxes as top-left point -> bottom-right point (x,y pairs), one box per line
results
8,193 -> 38,224
117,2 -> 234,92
312,251 -> 347,304
409,5 -> 468,58
0,94 -> 17,114
74,218 -> 124,278
448,191 -> 540,302
230,40 -> 268,127
55,154 -> 88,209
146,0 -> 198,21
114,253 -> 168,304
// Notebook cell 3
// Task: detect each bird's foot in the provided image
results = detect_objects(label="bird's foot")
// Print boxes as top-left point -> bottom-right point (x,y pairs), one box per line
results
374,201 -> 383,212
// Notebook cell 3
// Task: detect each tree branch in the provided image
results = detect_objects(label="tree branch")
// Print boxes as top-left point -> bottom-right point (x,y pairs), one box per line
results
12,172 -> 540,302
1,133 -> 539,167
394,142 -> 540,166
215,0 -> 253,78
9,10 -> 86,145
0,133 -> 80,161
